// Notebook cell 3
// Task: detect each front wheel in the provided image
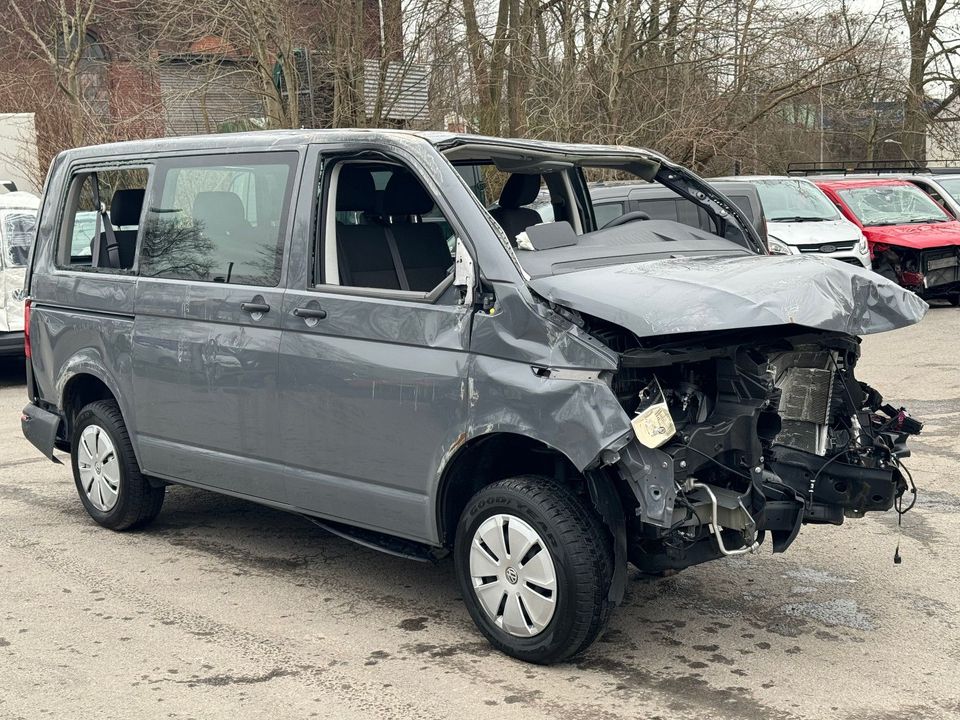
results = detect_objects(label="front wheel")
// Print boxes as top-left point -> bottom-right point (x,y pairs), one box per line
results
71,400 -> 165,530
454,476 -> 613,664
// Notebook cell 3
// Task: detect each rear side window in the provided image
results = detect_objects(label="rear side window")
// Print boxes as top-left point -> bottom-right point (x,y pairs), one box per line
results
58,168 -> 149,272
140,152 -> 297,286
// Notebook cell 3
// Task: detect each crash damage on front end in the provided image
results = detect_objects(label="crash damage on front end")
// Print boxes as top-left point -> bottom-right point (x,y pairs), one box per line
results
526,253 -> 927,583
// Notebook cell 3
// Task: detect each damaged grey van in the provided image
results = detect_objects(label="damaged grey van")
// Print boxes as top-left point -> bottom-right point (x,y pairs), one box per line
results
21,131 -> 925,664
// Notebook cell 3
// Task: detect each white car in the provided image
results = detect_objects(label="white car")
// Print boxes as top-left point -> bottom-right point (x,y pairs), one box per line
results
712,175 -> 870,267
0,190 -> 39,356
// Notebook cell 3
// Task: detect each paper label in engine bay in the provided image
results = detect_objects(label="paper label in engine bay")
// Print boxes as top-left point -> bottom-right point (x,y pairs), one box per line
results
631,377 -> 677,448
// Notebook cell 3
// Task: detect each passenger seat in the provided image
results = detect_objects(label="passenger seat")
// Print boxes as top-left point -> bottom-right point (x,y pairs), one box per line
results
382,170 -> 452,292
98,188 -> 144,269
490,173 -> 542,247
335,166 -> 400,289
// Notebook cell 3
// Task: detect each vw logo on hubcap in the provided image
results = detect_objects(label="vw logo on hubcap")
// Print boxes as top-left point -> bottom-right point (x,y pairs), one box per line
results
504,567 -> 519,584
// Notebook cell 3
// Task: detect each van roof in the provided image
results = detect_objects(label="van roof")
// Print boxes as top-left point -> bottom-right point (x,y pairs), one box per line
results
57,129 -> 666,167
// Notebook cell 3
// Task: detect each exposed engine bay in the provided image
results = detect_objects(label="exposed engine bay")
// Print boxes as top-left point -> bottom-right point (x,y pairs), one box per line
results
874,244 -> 960,300
587,320 -> 922,574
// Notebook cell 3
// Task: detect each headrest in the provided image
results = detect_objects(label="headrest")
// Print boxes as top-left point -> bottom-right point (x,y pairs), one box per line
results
499,173 -> 541,209
382,170 -> 434,216
336,166 -> 377,212
192,191 -> 246,230
110,188 -> 145,226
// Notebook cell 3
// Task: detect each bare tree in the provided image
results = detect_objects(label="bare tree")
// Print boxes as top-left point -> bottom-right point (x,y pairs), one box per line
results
894,0 -> 960,159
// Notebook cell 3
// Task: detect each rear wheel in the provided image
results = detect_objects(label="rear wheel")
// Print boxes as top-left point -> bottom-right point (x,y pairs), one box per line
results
71,400 -> 164,530
948,292 -> 960,307
454,476 -> 613,664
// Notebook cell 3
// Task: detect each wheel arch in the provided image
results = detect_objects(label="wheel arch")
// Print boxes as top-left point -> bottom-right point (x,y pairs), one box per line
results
435,432 -> 583,549
57,360 -> 135,456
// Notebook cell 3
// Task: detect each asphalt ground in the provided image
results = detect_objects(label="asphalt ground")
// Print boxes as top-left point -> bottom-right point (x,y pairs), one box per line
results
0,304 -> 958,719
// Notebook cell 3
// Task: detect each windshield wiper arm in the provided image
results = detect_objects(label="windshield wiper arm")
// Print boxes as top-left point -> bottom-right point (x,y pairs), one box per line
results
769,216 -> 829,222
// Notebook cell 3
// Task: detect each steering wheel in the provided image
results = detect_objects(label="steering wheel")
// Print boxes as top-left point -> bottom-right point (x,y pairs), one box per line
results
601,210 -> 651,229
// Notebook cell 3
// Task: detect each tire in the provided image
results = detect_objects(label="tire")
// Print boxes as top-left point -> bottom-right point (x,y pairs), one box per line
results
454,476 -> 613,664
949,293 -> 960,307
71,399 -> 164,530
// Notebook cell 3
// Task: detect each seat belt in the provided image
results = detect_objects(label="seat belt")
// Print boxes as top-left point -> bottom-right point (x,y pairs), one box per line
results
384,226 -> 410,291
91,174 -> 120,268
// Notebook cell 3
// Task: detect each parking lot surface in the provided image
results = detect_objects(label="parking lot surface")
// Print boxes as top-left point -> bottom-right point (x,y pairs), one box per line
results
1,306 -> 958,720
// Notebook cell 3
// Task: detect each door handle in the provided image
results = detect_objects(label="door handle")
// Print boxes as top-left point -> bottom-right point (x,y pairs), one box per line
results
293,306 -> 327,320
241,301 -> 271,314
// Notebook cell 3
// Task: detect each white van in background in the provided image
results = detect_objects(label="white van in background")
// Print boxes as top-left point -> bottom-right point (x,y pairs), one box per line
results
712,175 -> 871,268
0,190 -> 39,355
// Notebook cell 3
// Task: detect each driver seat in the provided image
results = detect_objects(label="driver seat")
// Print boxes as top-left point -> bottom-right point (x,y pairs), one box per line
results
490,174 -> 542,247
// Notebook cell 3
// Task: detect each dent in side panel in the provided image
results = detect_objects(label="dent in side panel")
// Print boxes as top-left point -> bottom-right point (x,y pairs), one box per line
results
470,282 -> 619,371
464,285 -> 630,472
463,354 -> 633,471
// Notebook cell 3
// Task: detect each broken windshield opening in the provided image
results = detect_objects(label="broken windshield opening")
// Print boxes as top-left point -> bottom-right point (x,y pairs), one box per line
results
438,141 -> 763,280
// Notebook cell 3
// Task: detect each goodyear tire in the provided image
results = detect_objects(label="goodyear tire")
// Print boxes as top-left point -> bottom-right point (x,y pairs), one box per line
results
454,476 -> 613,664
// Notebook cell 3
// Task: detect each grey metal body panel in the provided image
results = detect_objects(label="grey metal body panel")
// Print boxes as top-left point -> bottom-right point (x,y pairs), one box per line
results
27,271 -> 139,452
278,288 -> 472,543
132,277 -> 288,500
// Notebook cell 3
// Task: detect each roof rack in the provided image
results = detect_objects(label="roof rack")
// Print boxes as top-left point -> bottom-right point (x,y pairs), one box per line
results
786,159 -> 934,176
787,159 -> 960,177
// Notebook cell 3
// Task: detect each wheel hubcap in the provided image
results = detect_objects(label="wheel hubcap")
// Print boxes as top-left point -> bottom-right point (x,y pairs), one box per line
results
469,514 -> 557,637
76,425 -> 119,512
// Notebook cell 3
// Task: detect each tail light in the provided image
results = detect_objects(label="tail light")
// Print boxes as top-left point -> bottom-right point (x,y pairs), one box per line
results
23,297 -> 31,358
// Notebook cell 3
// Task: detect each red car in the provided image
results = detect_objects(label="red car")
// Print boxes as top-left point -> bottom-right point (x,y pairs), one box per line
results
815,177 -> 960,304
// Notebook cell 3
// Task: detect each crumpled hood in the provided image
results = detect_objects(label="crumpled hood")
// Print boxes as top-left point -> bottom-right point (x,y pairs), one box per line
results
528,254 -> 927,339
864,221 -> 960,250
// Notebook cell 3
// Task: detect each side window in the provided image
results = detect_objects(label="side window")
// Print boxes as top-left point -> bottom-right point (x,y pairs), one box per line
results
321,161 -> 456,294
58,167 -> 149,271
922,185 -> 954,216
140,152 -> 296,286
593,202 -> 624,228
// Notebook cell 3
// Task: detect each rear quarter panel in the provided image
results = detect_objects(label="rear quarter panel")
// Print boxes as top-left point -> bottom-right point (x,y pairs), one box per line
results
28,273 -> 138,435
